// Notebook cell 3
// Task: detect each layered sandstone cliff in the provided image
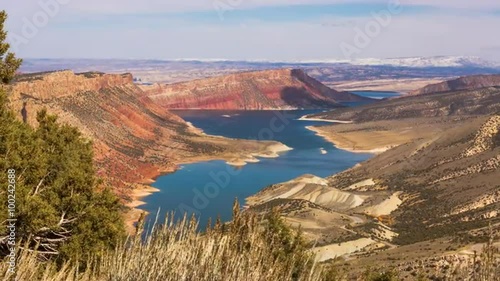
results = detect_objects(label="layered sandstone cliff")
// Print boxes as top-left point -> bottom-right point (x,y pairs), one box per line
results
410,74 -> 500,95
9,71 -> 186,192
7,71 -> 284,199
141,69 -> 370,110
12,70 -> 134,100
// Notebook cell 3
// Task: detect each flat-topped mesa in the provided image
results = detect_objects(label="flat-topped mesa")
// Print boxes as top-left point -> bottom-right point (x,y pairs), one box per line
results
410,74 -> 500,95
11,70 -> 134,101
141,68 -> 370,110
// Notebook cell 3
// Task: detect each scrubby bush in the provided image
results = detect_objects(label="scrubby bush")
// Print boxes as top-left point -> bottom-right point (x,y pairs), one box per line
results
0,204 -> 322,281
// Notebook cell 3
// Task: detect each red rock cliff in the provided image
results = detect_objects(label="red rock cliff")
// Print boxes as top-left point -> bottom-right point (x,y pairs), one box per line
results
8,71 -> 205,198
141,68 -> 369,110
12,70 -> 134,100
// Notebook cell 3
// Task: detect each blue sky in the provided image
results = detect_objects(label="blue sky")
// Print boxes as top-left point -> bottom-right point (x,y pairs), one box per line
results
4,0 -> 500,61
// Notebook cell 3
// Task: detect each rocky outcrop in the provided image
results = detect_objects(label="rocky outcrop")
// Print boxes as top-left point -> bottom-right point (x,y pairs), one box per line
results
12,70 -> 133,100
462,115 -> 500,157
141,69 -> 370,110
410,74 -> 500,95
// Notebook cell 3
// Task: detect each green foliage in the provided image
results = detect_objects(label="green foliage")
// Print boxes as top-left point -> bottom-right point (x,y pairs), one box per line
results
0,10 -> 22,84
263,208 -> 313,280
0,96 -> 126,262
0,19 -> 125,262
0,202 -> 323,280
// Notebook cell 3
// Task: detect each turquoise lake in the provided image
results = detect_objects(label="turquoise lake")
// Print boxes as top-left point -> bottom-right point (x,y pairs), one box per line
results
142,92 -> 398,229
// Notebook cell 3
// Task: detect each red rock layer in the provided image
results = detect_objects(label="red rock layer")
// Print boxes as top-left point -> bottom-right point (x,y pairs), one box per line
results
141,68 -> 369,110
12,71 -> 134,100
9,71 -> 195,197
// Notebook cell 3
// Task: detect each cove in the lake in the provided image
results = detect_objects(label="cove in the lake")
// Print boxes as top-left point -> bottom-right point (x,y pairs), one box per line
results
142,93 -> 392,229
350,91 -> 401,100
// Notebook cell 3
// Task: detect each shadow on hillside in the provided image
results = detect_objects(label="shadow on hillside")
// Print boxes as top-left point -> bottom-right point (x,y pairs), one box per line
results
280,86 -> 336,108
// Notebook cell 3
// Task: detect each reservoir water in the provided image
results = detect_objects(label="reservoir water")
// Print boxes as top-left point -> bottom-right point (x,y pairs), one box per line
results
142,93 -> 395,229
350,91 -> 401,99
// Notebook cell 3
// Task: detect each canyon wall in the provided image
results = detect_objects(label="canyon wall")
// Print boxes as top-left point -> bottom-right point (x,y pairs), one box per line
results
141,68 -> 370,110
9,71 -> 191,196
8,71 -> 266,201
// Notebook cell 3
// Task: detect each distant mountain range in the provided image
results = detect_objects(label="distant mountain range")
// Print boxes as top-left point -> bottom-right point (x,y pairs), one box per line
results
21,56 -> 500,71
346,56 -> 500,68
19,56 -> 500,87
167,56 -> 500,68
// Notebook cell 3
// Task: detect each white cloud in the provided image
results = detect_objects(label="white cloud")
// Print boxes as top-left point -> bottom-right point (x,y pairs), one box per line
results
4,0 -> 500,16
11,13 -> 500,62
3,1 -> 500,62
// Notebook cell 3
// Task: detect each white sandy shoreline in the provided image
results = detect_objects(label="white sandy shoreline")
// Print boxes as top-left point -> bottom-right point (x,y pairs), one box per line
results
305,126 -> 390,154
298,115 -> 354,124
226,143 -> 293,166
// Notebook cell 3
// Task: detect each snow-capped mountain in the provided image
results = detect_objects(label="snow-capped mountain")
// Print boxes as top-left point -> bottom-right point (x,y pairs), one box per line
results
165,56 -> 500,69
347,56 -> 500,68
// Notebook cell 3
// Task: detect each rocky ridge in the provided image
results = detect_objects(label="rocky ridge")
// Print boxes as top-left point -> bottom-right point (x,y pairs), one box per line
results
309,87 -> 500,122
141,68 -> 370,110
410,74 -> 500,95
12,70 -> 133,100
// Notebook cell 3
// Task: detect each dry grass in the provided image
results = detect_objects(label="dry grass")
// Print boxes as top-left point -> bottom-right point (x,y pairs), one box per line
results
442,231 -> 500,281
0,206 -> 322,281
1,207 -> 498,281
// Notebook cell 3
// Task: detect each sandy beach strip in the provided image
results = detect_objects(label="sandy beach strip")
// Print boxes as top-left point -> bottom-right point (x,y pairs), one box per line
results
298,116 -> 354,123
306,126 -> 391,154
226,143 -> 293,166
123,184 -> 161,234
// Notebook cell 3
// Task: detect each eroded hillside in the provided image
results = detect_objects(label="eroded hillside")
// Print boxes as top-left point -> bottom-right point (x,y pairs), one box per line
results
248,114 -> 499,278
309,86 -> 500,122
246,78 -> 500,278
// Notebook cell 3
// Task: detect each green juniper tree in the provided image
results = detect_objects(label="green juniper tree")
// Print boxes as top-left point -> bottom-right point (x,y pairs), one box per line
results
0,10 -> 22,84
0,10 -> 125,264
